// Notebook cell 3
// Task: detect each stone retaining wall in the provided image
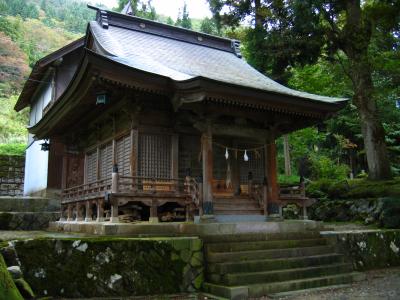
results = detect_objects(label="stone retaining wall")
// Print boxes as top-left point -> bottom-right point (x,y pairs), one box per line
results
323,230 -> 400,270
0,155 -> 24,196
1,237 -> 204,298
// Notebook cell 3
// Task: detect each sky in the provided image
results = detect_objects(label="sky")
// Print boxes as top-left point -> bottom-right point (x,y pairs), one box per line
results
94,0 -> 212,20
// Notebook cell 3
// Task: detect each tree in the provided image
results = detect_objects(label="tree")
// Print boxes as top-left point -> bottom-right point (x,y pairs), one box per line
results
208,0 -> 399,180
116,0 -> 157,20
200,17 -> 219,35
176,2 -> 192,29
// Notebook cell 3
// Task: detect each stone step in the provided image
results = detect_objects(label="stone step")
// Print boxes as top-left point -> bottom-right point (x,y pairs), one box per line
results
202,231 -> 321,243
213,263 -> 353,286
0,196 -> 60,212
203,272 -> 366,299
213,210 -> 264,215
206,238 -> 328,253
206,245 -> 336,263
247,272 -> 366,297
207,253 -> 345,274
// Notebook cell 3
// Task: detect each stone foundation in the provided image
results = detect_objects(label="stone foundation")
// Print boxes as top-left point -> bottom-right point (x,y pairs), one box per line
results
322,229 -> 400,270
1,237 -> 203,298
0,155 -> 24,196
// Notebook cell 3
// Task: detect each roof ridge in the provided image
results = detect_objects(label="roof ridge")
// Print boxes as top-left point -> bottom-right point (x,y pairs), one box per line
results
87,5 -> 241,57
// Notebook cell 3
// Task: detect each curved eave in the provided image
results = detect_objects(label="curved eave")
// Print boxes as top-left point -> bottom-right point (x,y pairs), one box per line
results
31,49 -> 348,138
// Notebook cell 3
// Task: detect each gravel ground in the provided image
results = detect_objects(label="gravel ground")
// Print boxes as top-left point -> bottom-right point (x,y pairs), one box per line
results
270,267 -> 400,300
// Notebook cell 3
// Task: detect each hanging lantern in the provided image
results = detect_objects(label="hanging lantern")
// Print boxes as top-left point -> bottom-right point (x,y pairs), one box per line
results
225,148 -> 229,160
243,150 -> 249,161
40,140 -> 50,151
96,90 -> 109,105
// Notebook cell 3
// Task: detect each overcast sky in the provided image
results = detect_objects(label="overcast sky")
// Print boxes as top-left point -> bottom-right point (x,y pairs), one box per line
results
92,0 -> 212,19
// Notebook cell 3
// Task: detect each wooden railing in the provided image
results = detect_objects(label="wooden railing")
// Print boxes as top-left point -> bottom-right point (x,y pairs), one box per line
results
61,178 -> 112,203
61,175 -> 201,209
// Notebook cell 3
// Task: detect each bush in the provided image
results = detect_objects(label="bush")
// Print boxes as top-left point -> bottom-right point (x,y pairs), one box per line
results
309,154 -> 350,180
378,197 -> 400,229
0,143 -> 25,156
278,174 -> 300,186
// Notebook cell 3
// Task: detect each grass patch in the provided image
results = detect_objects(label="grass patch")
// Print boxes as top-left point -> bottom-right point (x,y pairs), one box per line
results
278,174 -> 300,186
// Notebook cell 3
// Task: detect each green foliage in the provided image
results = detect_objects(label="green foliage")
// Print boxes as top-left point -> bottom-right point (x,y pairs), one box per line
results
0,143 -> 26,156
309,154 -> 350,181
0,254 -> 23,300
0,95 -> 28,144
278,174 -> 300,186
379,197 -> 400,229
175,2 -> 192,29
200,17 -> 219,35
0,0 -> 39,19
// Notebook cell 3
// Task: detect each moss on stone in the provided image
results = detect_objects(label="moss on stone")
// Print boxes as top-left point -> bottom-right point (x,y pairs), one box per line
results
6,237 -> 201,298
0,254 -> 23,300
0,213 -> 12,230
14,278 -> 35,299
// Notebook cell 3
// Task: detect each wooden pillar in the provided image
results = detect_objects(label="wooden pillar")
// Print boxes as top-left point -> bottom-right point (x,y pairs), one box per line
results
66,204 -> 73,221
110,165 -> 119,223
201,128 -> 213,215
61,154 -> 68,190
96,146 -> 100,181
96,199 -> 104,222
76,203 -> 83,221
130,128 -> 138,176
85,201 -> 92,222
59,205 -> 66,221
265,141 -> 279,214
149,199 -> 158,223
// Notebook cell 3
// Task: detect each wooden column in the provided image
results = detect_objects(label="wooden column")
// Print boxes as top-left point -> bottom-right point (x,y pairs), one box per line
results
201,128 -> 213,215
266,142 -> 279,201
96,199 -> 104,222
67,204 -> 73,222
110,165 -> 119,223
265,140 -> 279,214
130,129 -> 138,176
76,203 -> 83,221
85,201 -> 92,222
149,199 -> 159,223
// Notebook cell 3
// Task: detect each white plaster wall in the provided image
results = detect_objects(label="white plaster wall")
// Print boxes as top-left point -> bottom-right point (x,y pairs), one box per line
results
24,81 -> 52,195
24,139 -> 49,195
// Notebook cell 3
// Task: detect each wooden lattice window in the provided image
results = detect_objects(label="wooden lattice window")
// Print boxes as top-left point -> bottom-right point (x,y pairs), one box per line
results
138,134 -> 171,178
116,134 -> 132,176
99,142 -> 113,180
86,151 -> 97,183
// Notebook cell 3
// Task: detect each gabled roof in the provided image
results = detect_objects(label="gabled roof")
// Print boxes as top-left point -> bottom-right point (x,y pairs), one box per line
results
88,7 -> 346,105
15,37 -> 85,111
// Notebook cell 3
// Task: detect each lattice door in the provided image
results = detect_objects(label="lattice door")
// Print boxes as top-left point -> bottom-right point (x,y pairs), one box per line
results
116,134 -> 132,176
239,149 -> 265,184
99,142 -> 113,180
86,150 -> 97,183
138,134 -> 171,178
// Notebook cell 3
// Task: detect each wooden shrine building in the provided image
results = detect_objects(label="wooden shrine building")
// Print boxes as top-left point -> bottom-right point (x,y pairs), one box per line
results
15,6 -> 347,223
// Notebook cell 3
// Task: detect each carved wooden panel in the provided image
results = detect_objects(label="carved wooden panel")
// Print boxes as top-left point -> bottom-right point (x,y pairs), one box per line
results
138,133 -> 171,178
66,154 -> 84,188
99,142 -> 113,179
86,150 -> 97,183
116,134 -> 132,176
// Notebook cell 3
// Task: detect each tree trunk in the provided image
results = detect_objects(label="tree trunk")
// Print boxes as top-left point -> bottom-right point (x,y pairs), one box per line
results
344,0 -> 392,180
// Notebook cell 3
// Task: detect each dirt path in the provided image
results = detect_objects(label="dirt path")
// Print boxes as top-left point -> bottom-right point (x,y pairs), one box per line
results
272,267 -> 400,300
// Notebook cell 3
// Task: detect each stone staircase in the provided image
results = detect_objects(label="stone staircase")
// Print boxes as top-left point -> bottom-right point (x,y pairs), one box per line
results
213,195 -> 263,215
203,231 -> 365,299
0,196 -> 60,230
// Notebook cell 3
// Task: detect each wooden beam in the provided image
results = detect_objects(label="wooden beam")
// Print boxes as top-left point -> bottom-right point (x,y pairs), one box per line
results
171,134 -> 179,179
194,122 -> 272,142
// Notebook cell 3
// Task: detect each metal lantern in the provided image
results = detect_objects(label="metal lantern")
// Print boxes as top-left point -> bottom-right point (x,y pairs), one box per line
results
225,148 -> 229,160
243,150 -> 249,161
96,91 -> 109,105
40,140 -> 50,151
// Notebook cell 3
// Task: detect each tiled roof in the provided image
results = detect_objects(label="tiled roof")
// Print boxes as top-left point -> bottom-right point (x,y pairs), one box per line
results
89,12 -> 347,104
